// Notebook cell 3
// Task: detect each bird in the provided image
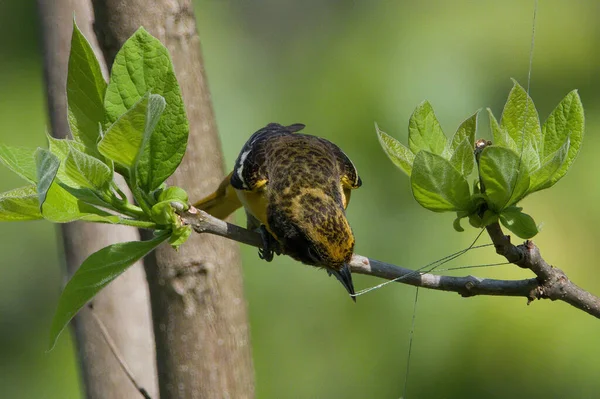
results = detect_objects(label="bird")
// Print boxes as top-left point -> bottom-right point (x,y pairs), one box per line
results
194,123 -> 362,300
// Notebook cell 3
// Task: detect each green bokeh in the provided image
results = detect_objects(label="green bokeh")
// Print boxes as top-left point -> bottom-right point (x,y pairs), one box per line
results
2,1 -> 599,398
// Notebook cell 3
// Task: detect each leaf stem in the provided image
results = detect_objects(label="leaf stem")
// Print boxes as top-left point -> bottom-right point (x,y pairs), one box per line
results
116,218 -> 158,229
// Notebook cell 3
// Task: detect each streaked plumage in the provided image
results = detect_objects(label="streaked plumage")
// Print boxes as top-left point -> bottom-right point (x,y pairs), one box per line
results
194,123 -> 361,299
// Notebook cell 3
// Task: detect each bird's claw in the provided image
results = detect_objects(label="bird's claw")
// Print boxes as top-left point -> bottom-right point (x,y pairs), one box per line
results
258,225 -> 280,262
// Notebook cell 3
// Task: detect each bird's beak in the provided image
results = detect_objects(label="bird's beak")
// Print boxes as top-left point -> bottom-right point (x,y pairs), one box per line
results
327,264 -> 356,302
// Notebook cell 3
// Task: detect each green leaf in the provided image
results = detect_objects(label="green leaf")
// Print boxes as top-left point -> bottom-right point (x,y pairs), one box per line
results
0,144 -> 38,183
48,233 -> 169,350
65,148 -> 113,191
35,148 -> 61,209
499,80 -> 542,172
488,108 -> 517,152
0,185 -> 42,221
150,200 -> 176,225
42,182 -> 119,224
408,101 -> 447,156
500,207 -> 539,239
449,137 -> 475,178
529,139 -> 569,193
541,90 -> 584,187
169,225 -> 192,249
158,186 -> 189,206
478,146 -> 530,212
449,110 -> 478,153
410,151 -> 472,212
481,209 -> 499,226
47,134 -> 87,161
35,147 -> 118,223
375,123 -> 414,175
99,94 -> 166,192
47,136 -> 99,194
132,94 -> 167,189
99,93 -> 152,169
67,20 -> 107,152
453,213 -> 466,232
104,28 -> 188,191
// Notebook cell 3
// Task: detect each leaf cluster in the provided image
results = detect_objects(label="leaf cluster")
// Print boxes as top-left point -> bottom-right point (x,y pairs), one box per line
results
377,80 -> 584,239
0,23 -> 191,349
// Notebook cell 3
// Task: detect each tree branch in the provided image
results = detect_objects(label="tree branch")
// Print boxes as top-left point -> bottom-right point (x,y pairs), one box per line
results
91,1 -> 255,397
179,205 -> 600,319
486,222 -> 600,318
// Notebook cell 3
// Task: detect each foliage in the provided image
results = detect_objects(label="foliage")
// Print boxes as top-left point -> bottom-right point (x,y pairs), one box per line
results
0,22 -> 191,349
377,80 -> 584,240
0,19 -> 586,355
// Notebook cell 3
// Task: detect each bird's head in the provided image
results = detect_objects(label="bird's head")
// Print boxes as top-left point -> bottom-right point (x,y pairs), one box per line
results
267,187 -> 355,268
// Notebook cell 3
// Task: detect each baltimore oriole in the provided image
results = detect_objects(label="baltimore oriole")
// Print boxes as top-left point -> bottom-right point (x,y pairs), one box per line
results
194,123 -> 362,300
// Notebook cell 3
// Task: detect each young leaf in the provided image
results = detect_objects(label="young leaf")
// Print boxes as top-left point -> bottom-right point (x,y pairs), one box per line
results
449,137 -> 475,178
541,90 -> 584,188
35,148 -> 118,223
449,110 -> 478,153
65,148 -> 113,191
47,136 -> 98,195
169,225 -> 192,249
0,185 -> 42,221
478,146 -> 530,212
104,27 -> 188,191
48,233 -> 169,350
529,139 -> 569,193
67,20 -> 107,152
499,80 -> 542,172
47,134 -> 87,161
488,108 -> 517,152
500,207 -> 538,239
0,144 -> 38,183
408,101 -> 447,156
411,150 -> 472,212
133,94 -> 168,189
42,181 -> 119,223
150,200 -> 176,225
453,212 -> 468,232
376,123 -> 414,175
99,94 -> 166,189
35,148 -> 61,209
99,93 -> 152,169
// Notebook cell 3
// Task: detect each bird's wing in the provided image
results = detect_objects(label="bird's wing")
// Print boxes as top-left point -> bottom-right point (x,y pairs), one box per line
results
319,140 -> 362,209
230,123 -> 303,191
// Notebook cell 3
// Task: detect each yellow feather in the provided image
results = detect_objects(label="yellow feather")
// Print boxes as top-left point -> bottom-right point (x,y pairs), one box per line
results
193,172 -> 242,220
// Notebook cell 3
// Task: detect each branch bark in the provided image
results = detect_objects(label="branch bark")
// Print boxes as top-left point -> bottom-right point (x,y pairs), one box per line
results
180,205 -> 600,319
91,1 -> 255,398
36,1 -> 157,398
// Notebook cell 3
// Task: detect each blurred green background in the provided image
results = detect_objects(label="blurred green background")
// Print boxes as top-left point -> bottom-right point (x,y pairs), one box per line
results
1,0 -> 599,398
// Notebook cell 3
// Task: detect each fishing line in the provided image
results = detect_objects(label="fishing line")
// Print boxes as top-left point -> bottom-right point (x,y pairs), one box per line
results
353,229 -> 488,297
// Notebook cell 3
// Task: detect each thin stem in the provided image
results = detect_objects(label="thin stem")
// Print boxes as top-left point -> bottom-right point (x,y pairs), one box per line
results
111,199 -> 147,220
111,181 -> 129,202
116,218 -> 158,229
87,304 -> 152,399
178,205 -> 600,319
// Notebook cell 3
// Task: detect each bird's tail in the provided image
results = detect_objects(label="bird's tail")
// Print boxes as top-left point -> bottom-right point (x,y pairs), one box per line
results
327,264 -> 356,302
193,171 -> 242,220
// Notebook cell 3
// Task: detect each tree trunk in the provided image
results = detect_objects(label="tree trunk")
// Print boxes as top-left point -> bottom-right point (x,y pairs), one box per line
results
91,1 -> 255,398
36,1 -> 158,398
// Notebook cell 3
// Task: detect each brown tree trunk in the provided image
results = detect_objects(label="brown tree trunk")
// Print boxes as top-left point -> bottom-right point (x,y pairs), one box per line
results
36,1 -> 158,398
91,1 -> 255,398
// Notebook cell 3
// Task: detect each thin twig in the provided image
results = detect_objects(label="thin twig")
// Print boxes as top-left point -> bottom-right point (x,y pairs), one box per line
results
87,304 -> 152,399
178,205 -> 600,319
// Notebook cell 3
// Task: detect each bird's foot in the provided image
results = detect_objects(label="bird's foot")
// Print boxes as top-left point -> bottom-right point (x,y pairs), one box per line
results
258,225 -> 280,262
